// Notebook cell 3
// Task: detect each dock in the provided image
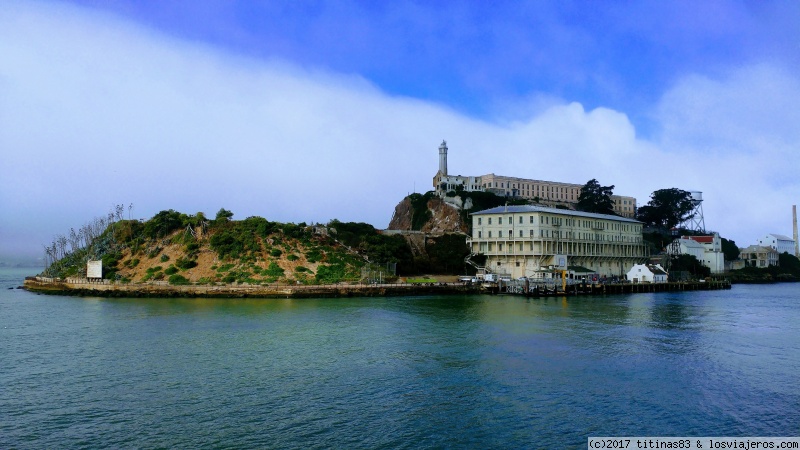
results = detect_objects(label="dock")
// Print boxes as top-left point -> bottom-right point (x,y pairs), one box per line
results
493,278 -> 731,297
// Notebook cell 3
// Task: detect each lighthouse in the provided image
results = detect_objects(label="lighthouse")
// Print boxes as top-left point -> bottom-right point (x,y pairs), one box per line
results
438,140 -> 448,176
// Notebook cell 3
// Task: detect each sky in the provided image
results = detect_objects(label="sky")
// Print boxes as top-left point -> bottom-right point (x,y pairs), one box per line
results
1,0 -> 799,264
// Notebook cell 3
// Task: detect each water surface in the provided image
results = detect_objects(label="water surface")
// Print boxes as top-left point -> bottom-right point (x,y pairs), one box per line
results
2,269 -> 798,448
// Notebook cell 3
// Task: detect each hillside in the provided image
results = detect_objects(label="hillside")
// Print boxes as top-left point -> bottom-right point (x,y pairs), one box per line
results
41,207 -> 472,284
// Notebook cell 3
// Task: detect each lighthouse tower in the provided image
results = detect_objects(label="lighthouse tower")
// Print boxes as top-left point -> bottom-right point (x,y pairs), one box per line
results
438,140 -> 448,176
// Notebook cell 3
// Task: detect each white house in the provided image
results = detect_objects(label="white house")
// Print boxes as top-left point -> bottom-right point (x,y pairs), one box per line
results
669,234 -> 725,274
757,234 -> 796,255
627,264 -> 668,283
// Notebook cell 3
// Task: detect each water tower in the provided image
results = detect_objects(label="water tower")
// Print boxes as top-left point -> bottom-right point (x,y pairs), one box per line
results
682,191 -> 706,233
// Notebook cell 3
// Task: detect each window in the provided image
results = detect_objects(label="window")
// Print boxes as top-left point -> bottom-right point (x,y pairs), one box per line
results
499,217 -> 503,225
478,217 -> 482,225
488,218 -> 492,225
499,230 -> 503,237
499,243 -> 504,251
529,216 -> 534,224
519,230 -> 523,237
519,243 -> 523,251
509,229 -> 512,238
488,231 -> 492,238
519,216 -> 523,224
530,230 -> 534,237
515,262 -> 520,267
478,231 -> 482,238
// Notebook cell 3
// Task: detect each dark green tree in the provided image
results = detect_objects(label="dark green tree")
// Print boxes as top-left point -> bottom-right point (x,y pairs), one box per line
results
215,208 -> 234,221
779,252 -> 800,271
636,188 -> 695,230
142,209 -> 186,239
576,179 -> 615,215
720,237 -> 740,261
670,254 -> 710,278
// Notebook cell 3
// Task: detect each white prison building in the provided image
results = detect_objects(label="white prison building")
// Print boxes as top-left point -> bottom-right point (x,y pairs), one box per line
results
432,140 -> 638,218
467,205 -> 648,279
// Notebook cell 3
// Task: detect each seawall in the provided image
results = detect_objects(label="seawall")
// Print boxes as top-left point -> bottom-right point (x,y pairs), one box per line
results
23,277 -> 481,298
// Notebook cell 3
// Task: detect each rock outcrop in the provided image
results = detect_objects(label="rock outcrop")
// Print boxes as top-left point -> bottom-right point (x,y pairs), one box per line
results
388,196 -> 468,234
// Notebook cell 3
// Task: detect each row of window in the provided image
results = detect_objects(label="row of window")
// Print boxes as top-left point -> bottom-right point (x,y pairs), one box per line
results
476,215 -> 640,233
475,229 -> 641,242
476,241 -> 645,253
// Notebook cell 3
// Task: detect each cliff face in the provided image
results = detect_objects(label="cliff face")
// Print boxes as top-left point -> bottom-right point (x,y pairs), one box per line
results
388,196 -> 468,234
387,197 -> 414,230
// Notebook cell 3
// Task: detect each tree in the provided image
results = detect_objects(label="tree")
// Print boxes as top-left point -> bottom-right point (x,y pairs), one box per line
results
670,254 -> 710,278
215,208 -> 234,221
576,179 -> 615,215
779,252 -> 800,271
636,188 -> 695,230
721,237 -> 740,261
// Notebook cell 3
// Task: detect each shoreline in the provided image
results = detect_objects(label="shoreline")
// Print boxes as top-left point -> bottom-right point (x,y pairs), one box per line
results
23,276 -> 731,299
23,276 -> 481,298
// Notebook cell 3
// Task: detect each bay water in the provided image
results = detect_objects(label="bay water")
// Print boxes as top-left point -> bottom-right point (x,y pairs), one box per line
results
2,267 -> 798,448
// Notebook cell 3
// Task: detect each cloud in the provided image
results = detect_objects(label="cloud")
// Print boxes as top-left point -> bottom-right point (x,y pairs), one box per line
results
652,64 -> 800,245
0,1 -> 798,261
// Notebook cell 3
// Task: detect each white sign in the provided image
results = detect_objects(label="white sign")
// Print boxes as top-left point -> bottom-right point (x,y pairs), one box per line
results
87,260 -> 102,279
554,254 -> 568,271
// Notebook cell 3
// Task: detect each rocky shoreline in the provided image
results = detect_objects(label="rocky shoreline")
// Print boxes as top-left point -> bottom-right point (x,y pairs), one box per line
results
23,276 -> 481,298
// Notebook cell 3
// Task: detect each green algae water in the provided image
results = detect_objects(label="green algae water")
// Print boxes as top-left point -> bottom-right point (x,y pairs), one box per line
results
2,267 -> 799,448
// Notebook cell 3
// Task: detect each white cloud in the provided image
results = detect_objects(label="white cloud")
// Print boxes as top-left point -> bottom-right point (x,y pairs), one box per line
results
652,64 -> 800,246
0,1 -> 797,260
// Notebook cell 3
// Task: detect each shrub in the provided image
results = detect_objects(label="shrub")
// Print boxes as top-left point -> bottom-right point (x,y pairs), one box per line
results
287,254 -> 299,261
168,274 -> 190,285
270,249 -> 282,258
306,249 -> 322,263
176,258 -> 197,270
265,262 -> 285,277
160,254 -> 170,263
217,263 -> 235,272
164,266 -> 178,275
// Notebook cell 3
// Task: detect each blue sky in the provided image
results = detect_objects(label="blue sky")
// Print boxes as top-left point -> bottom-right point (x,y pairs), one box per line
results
1,0 -> 799,263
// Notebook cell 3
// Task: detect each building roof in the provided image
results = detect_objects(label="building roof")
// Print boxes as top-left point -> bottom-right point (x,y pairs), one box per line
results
676,238 -> 704,249
686,235 -> 714,244
568,265 -> 596,273
647,264 -> 668,275
741,245 -> 777,253
767,233 -> 793,241
470,205 -> 641,223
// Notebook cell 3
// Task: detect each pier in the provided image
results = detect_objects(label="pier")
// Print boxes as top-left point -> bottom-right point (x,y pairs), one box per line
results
494,278 -> 731,297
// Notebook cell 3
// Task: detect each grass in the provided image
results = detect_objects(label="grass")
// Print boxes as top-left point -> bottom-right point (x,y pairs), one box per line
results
407,277 -> 438,283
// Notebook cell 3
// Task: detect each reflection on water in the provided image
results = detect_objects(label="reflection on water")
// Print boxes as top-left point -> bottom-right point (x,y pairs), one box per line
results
1,272 -> 799,448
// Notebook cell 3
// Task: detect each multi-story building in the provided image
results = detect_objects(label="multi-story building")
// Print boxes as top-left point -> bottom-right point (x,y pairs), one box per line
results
669,234 -> 725,274
467,205 -> 648,279
757,234 -> 796,255
739,245 -> 779,268
432,141 -> 638,218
